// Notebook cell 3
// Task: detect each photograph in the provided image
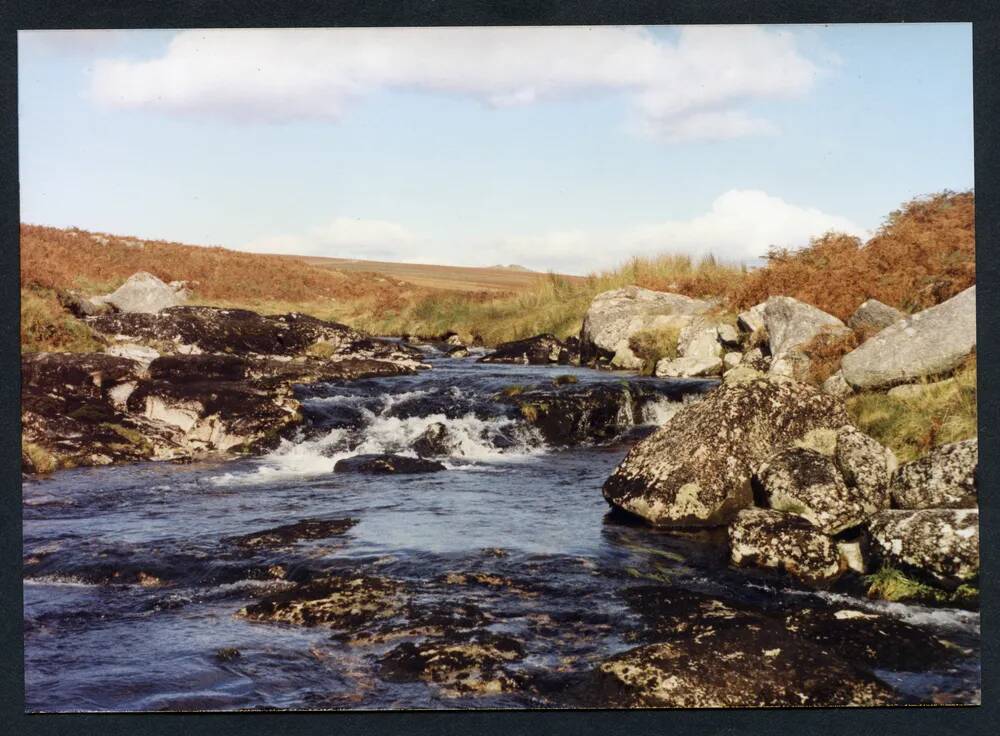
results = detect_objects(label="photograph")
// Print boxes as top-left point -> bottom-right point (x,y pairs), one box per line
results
18,23 -> 979,711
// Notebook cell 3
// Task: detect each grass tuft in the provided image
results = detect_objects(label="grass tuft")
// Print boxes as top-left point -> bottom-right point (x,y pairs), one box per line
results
21,287 -> 106,354
628,326 -> 681,375
865,565 -> 978,606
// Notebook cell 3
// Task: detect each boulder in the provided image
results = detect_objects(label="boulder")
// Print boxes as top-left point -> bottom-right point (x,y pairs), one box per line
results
238,574 -> 404,628
579,286 -> 714,368
841,286 -> 976,390
224,517 -> 358,550
741,347 -> 770,372
867,509 -> 979,588
737,303 -> 766,335
653,354 -> 723,378
890,439 -> 977,509
717,323 -> 741,349
602,375 -> 851,527
848,299 -> 905,333
478,334 -> 569,365
833,426 -> 895,514
722,351 -> 743,371
729,508 -> 845,586
677,324 -> 722,360
762,296 -> 851,379
412,422 -> 456,458
756,448 -> 869,534
822,370 -> 853,397
93,272 -> 188,314
333,453 -> 446,474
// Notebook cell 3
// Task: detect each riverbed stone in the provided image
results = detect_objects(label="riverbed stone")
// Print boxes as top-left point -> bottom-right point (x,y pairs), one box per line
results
757,448 -> 868,534
411,422 -> 457,458
224,518 -> 358,550
579,286 -> 714,368
238,575 -> 404,628
334,454 -> 446,474
867,509 -> 979,588
890,439 -> 977,509
762,296 -> 852,380
602,375 -> 851,527
841,286 -> 976,390
728,508 -> 844,586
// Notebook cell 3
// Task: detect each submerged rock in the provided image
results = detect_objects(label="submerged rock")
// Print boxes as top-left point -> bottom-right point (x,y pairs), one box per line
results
238,575 -> 404,628
378,631 -> 524,696
411,422 -> 457,458
867,509 -> 979,588
841,286 -> 976,390
590,588 -> 891,707
890,439 -> 977,509
478,334 -> 570,365
334,454 -> 446,474
579,286 -> 714,369
728,508 -> 844,587
223,518 -> 358,550
602,375 -> 851,527
756,447 -> 868,534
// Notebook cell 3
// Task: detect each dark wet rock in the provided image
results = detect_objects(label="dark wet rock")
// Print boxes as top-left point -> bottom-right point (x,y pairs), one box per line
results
334,454 -> 446,474
603,375 -> 851,527
215,647 -> 241,662
378,631 -> 524,696
757,447 -> 869,534
834,425 -> 895,513
501,380 -> 713,447
412,422 -> 456,458
446,345 -> 469,358
479,333 -> 571,365
223,518 -> 358,550
867,509 -> 979,588
729,508 -> 845,587
890,439 -> 977,509
589,586 -> 892,707
238,575 -> 404,628
782,607 -> 969,672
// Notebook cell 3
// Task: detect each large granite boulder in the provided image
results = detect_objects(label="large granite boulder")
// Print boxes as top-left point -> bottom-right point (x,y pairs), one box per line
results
579,286 -> 714,369
867,509 -> 979,588
92,272 -> 188,314
833,425 -> 895,514
756,448 -> 869,535
478,334 -> 570,365
890,439 -> 978,509
841,286 -> 976,390
762,296 -> 851,379
847,299 -> 905,333
602,375 -> 851,527
728,508 -> 845,586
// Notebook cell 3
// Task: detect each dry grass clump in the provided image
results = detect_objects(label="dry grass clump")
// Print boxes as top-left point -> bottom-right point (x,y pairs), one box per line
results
21,287 -> 106,353
732,191 -> 974,320
846,354 -> 977,463
628,326 -> 681,375
801,330 -> 859,385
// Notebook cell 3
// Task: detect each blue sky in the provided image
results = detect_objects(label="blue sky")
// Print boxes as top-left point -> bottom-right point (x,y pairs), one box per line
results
18,24 -> 973,274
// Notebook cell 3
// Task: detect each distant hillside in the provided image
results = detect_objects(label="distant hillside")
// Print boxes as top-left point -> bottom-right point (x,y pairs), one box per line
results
298,255 -> 574,293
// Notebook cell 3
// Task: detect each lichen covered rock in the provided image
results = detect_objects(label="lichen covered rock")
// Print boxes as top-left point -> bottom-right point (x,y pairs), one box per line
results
238,575 -> 404,628
890,439 -> 977,509
867,509 -> 979,588
602,375 -> 851,527
728,508 -> 844,587
833,425 -> 895,514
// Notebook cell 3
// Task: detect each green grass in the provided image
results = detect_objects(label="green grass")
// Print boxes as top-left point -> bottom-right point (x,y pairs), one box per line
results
20,287 -> 106,354
865,565 -> 978,606
846,356 -> 977,463
21,439 -> 58,474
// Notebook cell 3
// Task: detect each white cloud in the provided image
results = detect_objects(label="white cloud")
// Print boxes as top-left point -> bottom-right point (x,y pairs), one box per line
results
91,26 -> 819,142
243,217 -> 420,260
238,191 -> 866,274
494,190 -> 868,273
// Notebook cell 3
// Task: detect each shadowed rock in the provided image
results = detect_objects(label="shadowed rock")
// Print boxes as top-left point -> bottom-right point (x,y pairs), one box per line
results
224,518 -> 358,550
478,334 -> 571,365
334,454 -> 446,474
412,422 -> 456,458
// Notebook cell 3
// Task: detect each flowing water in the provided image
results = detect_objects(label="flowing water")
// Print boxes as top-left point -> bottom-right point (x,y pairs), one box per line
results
22,350 -> 981,711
